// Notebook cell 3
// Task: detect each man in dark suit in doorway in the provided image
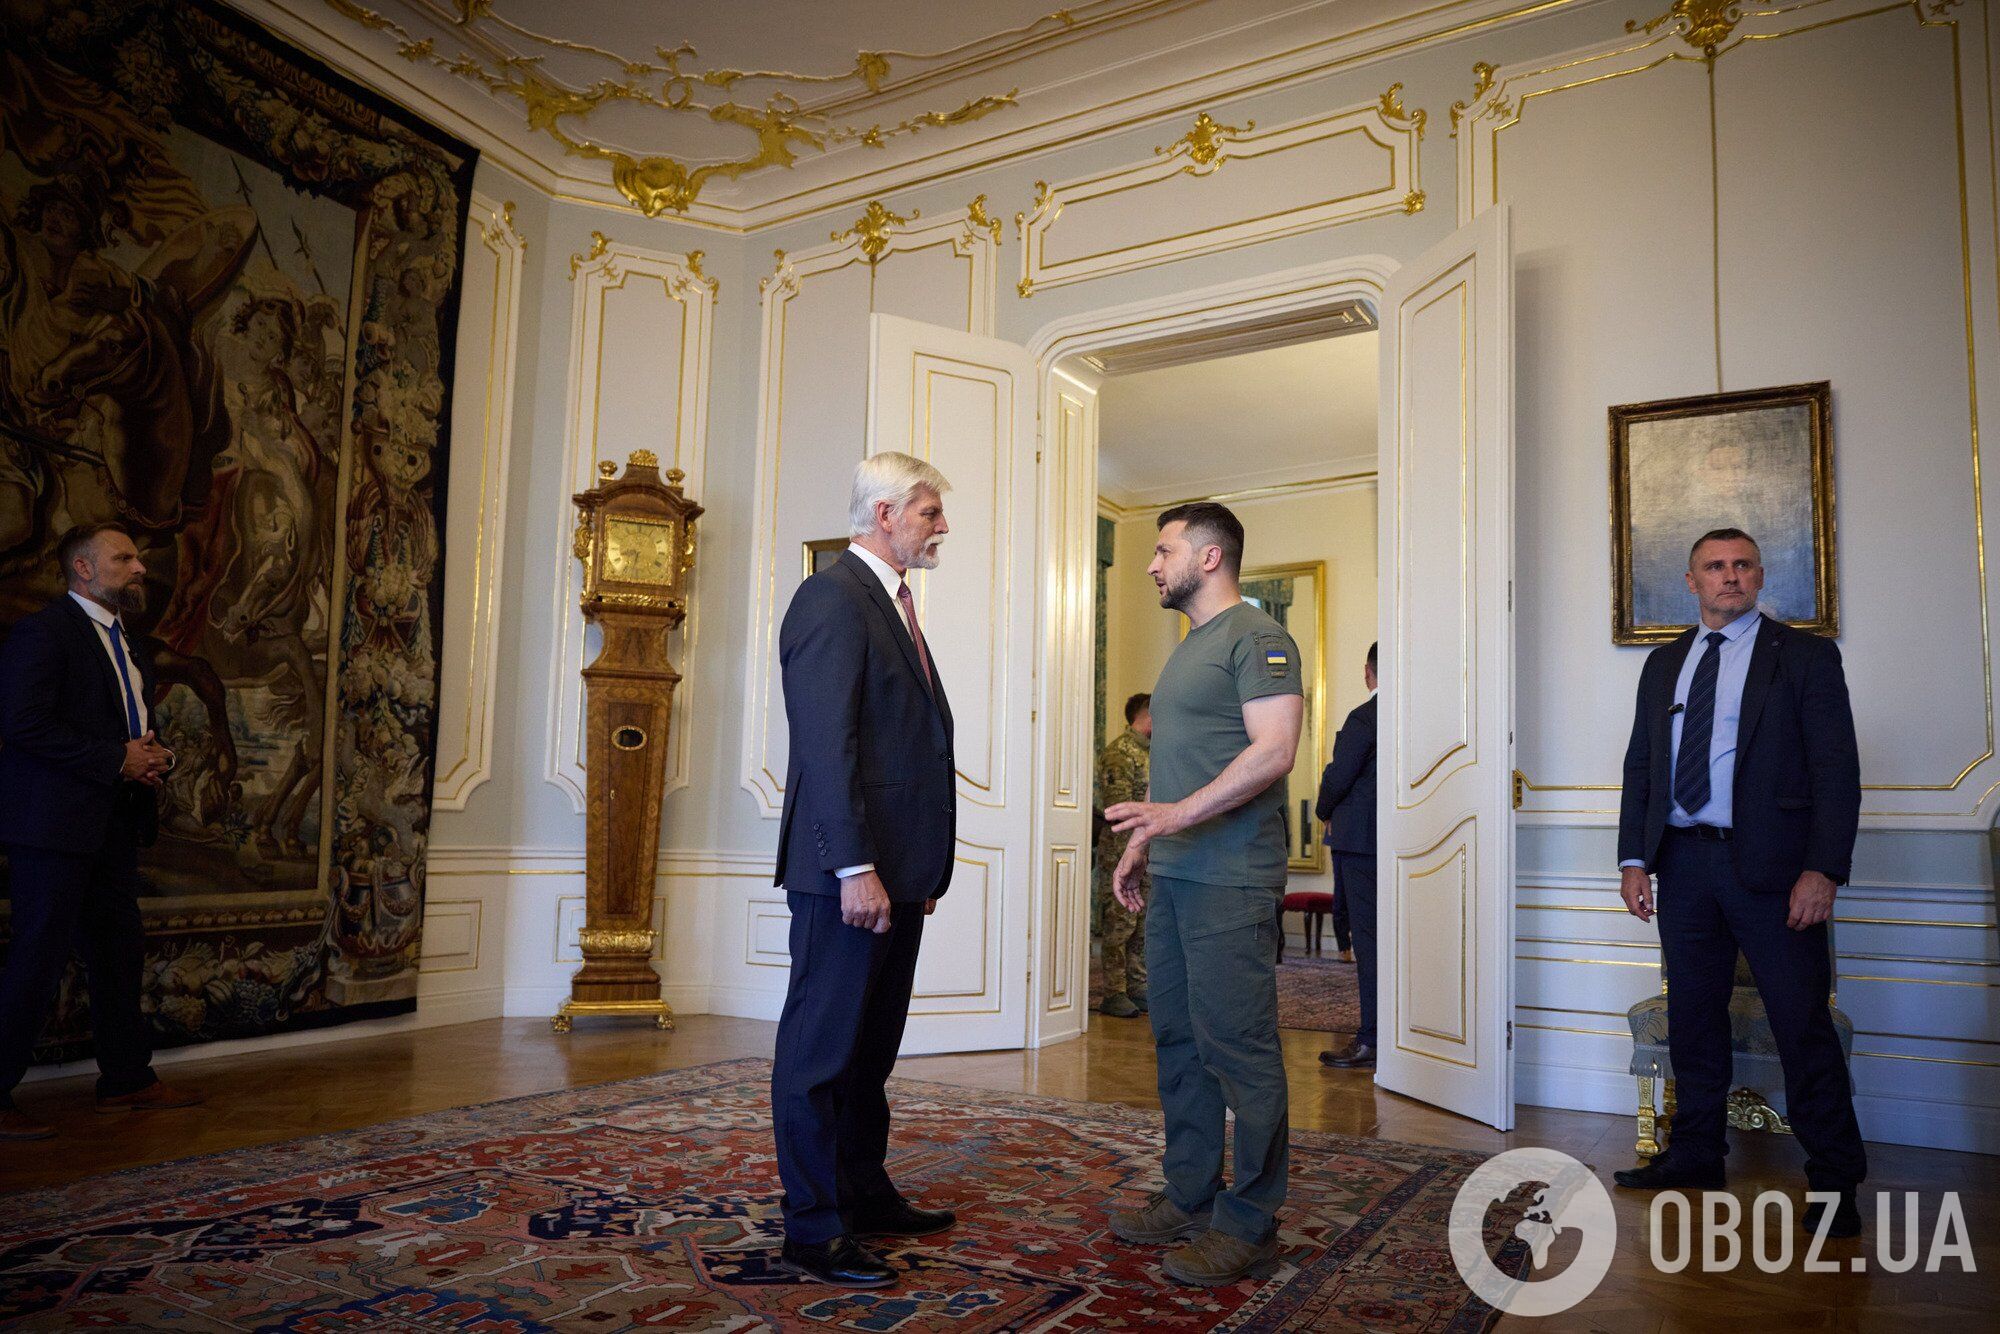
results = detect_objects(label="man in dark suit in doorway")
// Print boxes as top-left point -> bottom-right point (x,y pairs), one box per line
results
1612,528 -> 1867,1238
770,452 -> 960,1287
1317,642 -> 1378,1070
0,523 -> 202,1140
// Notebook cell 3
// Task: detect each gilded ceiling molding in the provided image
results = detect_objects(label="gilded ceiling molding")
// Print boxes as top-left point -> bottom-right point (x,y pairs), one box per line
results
320,0 -> 1036,215
1015,96 -> 1423,298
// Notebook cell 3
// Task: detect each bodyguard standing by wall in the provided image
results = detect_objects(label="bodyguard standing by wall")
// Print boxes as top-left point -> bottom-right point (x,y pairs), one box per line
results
1316,642 -> 1378,1070
1612,528 -> 1868,1238
1103,501 -> 1304,1286
769,453 -> 961,1287
0,524 -> 201,1140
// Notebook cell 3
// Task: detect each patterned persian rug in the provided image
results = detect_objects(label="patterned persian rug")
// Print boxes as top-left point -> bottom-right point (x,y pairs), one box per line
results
0,1059 -> 1527,1331
1092,954 -> 1362,1034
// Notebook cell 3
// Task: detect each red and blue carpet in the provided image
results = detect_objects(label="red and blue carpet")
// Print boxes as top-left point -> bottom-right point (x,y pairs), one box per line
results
0,1058 -> 1526,1331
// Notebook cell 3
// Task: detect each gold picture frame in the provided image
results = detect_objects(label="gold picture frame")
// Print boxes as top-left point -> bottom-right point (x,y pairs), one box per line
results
1609,381 -> 1836,646
802,537 -> 848,579
1238,562 -> 1328,875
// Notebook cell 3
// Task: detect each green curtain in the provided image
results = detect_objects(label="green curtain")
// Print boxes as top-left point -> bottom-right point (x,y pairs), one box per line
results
1240,575 -> 1294,631
1095,516 -> 1116,748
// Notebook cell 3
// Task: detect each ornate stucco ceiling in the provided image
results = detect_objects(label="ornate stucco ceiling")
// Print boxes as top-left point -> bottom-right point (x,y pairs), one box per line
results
239,0 -> 1591,230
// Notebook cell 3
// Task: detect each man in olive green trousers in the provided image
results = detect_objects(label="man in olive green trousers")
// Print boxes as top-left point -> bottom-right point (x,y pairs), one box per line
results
1104,500 -> 1304,1287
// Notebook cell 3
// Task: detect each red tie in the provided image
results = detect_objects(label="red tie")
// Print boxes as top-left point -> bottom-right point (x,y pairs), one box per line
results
896,580 -> 934,693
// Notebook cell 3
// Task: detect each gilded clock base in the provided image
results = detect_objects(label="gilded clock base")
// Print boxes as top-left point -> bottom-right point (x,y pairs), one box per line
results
551,998 -> 676,1034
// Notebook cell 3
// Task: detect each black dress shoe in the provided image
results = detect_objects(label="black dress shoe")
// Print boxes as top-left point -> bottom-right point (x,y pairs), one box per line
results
846,1198 -> 957,1238
1613,1158 -> 1727,1191
1802,1191 -> 1863,1238
1319,1041 -> 1375,1069
780,1235 -> 896,1286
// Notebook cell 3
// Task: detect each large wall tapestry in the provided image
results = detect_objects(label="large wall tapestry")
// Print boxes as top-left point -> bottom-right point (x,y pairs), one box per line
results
0,0 -> 475,1058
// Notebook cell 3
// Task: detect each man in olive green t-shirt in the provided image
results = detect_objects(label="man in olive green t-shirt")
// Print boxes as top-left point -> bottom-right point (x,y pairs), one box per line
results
1104,501 -> 1304,1287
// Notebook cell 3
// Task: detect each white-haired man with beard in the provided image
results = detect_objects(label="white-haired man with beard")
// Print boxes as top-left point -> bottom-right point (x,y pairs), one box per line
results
769,452 -> 959,1287
0,523 -> 200,1140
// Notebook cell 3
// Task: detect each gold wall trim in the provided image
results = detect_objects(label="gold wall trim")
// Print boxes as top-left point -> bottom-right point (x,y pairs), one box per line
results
739,202 -> 1001,816
1469,0 -> 2000,822
1015,95 -> 1423,297
545,238 -> 717,813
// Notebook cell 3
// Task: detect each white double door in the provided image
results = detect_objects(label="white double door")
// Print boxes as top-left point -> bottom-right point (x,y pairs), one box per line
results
875,208 -> 1518,1136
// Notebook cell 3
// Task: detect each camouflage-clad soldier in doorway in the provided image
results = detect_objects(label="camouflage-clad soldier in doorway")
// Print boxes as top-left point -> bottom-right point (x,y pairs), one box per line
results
1093,693 -> 1152,1018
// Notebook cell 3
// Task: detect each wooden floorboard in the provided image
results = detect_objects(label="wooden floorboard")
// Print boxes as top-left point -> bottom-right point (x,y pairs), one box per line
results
4,1014 -> 1994,1328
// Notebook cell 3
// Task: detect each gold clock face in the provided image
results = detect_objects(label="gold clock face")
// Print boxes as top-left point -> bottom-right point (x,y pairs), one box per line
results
602,516 -> 677,586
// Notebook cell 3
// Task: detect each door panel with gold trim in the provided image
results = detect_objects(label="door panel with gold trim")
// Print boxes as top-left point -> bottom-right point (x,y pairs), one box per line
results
1377,206 -> 1516,1128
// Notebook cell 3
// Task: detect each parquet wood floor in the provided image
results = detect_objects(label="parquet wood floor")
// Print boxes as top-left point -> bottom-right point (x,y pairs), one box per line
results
4,1015 -> 1994,1330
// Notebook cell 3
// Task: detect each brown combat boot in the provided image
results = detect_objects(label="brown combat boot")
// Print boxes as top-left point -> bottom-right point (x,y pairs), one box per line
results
1162,1228 -> 1279,1286
1108,1190 -> 1211,1244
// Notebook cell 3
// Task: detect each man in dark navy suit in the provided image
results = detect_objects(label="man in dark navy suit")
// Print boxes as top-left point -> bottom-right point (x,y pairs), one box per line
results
1316,642 -> 1378,1070
0,523 -> 202,1140
1613,528 -> 1866,1238
770,452 -> 959,1287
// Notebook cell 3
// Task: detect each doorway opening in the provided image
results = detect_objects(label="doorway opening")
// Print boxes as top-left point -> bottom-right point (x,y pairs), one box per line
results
1080,309 -> 1381,1048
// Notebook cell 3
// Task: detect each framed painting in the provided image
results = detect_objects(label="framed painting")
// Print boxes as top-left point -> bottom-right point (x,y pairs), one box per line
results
1609,381 -> 1836,645
803,537 -> 848,578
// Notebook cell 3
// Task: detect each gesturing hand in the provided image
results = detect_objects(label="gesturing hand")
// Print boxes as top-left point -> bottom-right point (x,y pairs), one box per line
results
840,869 -> 894,934
1104,799 -> 1187,844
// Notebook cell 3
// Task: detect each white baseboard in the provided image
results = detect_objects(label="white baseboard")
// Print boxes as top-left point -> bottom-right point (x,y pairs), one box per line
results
705,983 -> 786,1023
1516,1058 -> 1642,1120
20,986 -> 504,1086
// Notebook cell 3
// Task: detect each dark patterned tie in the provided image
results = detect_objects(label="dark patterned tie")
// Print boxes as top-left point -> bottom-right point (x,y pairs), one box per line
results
1673,631 -> 1728,817
896,580 -> 934,694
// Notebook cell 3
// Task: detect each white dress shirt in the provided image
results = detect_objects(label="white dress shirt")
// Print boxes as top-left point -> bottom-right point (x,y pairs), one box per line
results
831,542 -> 911,880
1622,607 -> 1761,870
69,590 -> 149,736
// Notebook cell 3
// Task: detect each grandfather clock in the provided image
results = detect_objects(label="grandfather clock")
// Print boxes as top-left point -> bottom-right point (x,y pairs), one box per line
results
552,449 -> 702,1033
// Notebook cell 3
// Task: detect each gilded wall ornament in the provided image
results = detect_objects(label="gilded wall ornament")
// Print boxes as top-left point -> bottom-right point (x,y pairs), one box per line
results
1627,0 -> 1747,54
1448,61 -> 1497,134
832,200 -> 916,262
1154,111 -> 1255,168
966,194 -> 1003,243
1378,83 -> 1426,139
322,0 -> 1043,214
568,230 -> 610,279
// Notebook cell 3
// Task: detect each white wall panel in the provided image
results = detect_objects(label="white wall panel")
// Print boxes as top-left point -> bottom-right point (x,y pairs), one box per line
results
432,192 -> 526,810
544,239 -> 717,813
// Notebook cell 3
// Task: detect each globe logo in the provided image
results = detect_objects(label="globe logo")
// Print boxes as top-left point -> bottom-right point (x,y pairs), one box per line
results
1448,1147 -> 1618,1316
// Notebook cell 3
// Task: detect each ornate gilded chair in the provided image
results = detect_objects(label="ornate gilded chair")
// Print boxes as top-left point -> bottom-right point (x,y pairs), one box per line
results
1625,934 -> 1855,1155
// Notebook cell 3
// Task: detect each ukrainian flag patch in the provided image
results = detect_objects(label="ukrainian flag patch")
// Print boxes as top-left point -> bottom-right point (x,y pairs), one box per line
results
1264,647 -> 1290,678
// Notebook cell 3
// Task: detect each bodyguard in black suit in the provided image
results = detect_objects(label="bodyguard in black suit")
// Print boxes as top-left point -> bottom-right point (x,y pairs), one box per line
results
770,453 -> 959,1287
1613,528 -> 1867,1238
1316,643 -> 1379,1070
0,524 -> 199,1140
